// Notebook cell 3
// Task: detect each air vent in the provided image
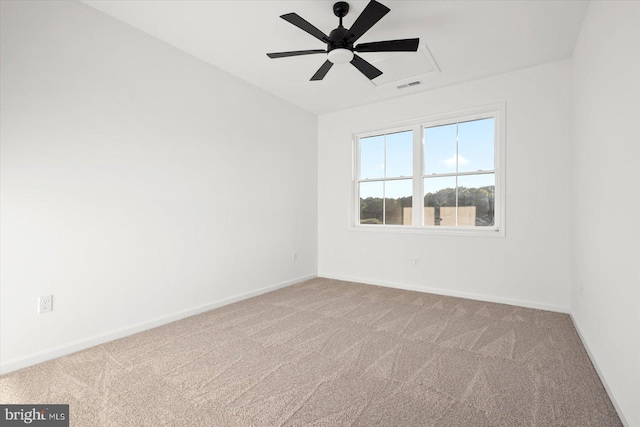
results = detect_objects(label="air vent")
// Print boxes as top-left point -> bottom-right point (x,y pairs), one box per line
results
397,81 -> 422,89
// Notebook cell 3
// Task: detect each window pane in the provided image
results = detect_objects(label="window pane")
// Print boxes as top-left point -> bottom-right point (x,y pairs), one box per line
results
424,123 -> 457,175
384,179 -> 412,225
458,174 -> 495,226
360,181 -> 383,224
360,135 -> 384,179
424,176 -> 456,226
458,118 -> 494,173
385,131 -> 412,178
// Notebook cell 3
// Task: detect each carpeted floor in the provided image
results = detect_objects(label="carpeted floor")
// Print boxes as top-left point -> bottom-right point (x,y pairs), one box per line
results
0,278 -> 622,426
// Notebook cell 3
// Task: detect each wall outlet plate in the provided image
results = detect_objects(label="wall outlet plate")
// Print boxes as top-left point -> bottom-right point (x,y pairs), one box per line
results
38,295 -> 53,314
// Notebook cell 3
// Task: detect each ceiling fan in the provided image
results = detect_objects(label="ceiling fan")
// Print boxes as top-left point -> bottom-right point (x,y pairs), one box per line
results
266,0 -> 420,81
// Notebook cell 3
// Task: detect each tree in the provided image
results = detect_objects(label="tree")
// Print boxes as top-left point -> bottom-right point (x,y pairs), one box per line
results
424,185 -> 495,226
361,185 -> 494,226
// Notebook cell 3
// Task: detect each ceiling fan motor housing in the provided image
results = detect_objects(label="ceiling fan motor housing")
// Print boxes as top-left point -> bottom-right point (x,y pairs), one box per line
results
327,26 -> 352,52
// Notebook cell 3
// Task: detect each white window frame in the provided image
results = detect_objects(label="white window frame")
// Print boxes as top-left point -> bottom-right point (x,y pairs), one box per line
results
352,103 -> 506,237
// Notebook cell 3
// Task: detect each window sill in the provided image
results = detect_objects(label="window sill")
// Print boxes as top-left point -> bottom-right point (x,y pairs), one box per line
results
349,224 -> 505,237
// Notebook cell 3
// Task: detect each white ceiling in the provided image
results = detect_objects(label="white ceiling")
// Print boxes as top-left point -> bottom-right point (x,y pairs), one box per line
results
83,0 -> 589,115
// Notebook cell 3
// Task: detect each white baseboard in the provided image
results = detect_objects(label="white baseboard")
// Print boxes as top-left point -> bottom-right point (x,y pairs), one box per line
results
569,314 -> 630,427
318,273 -> 570,313
0,274 -> 316,375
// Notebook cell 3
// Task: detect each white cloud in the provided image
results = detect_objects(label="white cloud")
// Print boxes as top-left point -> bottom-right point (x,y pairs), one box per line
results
442,153 -> 469,166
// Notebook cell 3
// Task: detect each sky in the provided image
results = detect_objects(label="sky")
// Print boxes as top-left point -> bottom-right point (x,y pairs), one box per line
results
359,118 -> 495,199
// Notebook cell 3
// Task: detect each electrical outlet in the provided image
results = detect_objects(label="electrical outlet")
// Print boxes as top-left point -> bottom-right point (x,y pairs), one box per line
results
292,252 -> 298,262
38,295 -> 53,314
413,258 -> 420,267
579,282 -> 584,299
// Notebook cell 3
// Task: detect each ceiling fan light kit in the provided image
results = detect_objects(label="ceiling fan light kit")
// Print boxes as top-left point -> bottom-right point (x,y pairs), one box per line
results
327,48 -> 354,64
266,0 -> 420,81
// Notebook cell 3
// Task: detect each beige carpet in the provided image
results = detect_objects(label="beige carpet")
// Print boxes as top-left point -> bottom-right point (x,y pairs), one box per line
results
1,278 -> 621,426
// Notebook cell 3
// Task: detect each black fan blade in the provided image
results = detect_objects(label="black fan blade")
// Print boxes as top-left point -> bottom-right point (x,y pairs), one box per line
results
350,54 -> 382,80
310,60 -> 333,81
346,0 -> 390,44
355,38 -> 420,53
281,13 -> 329,44
267,50 -> 326,59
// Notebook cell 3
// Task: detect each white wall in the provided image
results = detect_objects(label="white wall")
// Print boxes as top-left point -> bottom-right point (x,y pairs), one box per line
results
318,61 -> 573,312
0,1 -> 317,372
571,2 -> 640,425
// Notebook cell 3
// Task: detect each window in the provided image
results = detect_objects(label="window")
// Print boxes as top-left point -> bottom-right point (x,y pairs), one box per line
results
358,130 -> 413,225
354,104 -> 505,235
